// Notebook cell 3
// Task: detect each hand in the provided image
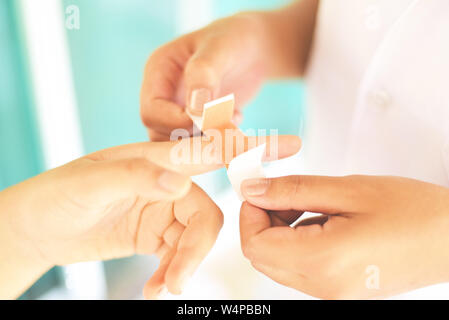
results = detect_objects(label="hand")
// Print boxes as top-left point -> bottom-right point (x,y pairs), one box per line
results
0,138 -> 223,299
140,0 -> 320,141
0,134 -> 300,299
239,175 -> 449,299
140,13 -> 268,141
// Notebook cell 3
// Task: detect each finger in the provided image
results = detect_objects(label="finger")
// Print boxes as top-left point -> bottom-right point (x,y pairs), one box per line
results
236,134 -> 302,163
240,200 -> 334,273
164,185 -> 223,294
241,175 -> 369,215
86,137 -> 223,176
140,39 -> 193,134
164,212 -> 221,295
240,201 -> 300,270
135,202 -> 174,255
84,158 -> 191,204
163,221 -> 185,248
85,135 -> 301,177
205,129 -> 301,165
155,243 -> 171,260
141,99 -> 193,135
184,40 -> 231,115
143,247 -> 175,300
259,135 -> 302,162
239,202 -> 272,253
148,129 -> 171,142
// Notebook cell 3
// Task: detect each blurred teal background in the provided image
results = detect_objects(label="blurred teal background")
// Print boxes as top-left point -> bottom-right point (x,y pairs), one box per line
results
62,0 -> 303,154
0,0 -> 43,189
1,0 -> 304,299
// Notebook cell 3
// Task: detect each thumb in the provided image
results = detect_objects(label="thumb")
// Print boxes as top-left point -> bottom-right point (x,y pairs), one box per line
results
184,42 -> 230,115
241,175 -> 370,215
85,158 -> 192,204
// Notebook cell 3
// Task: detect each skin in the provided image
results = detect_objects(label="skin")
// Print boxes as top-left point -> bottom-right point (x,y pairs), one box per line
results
140,0 -> 319,141
0,135 -> 301,300
239,176 -> 449,299
141,0 -> 449,298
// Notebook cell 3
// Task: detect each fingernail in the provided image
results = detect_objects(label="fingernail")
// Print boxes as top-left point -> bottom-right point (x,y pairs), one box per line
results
189,88 -> 212,115
242,178 -> 270,197
158,171 -> 190,193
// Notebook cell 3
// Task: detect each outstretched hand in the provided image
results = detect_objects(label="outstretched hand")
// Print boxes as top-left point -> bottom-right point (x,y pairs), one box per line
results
0,134 -> 301,299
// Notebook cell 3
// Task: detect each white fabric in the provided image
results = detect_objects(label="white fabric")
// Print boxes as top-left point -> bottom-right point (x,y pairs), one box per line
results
304,0 -> 449,187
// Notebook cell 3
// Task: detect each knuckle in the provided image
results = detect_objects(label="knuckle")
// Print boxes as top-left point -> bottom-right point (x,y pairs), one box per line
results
124,158 -> 144,172
122,159 -> 154,177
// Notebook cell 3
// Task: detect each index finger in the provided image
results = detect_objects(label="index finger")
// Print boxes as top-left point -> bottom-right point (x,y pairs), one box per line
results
140,41 -> 193,134
86,135 -> 301,176
240,201 -> 303,272
239,201 -> 272,251
85,137 -> 223,176
239,200 -> 343,274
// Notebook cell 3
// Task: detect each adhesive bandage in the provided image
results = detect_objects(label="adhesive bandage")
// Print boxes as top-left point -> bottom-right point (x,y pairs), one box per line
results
187,94 -> 267,200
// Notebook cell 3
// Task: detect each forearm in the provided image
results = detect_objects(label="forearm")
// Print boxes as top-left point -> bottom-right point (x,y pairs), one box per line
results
240,0 -> 319,78
0,186 -> 51,299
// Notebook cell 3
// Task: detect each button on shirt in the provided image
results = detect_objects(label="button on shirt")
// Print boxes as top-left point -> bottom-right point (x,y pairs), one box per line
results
303,0 -> 449,188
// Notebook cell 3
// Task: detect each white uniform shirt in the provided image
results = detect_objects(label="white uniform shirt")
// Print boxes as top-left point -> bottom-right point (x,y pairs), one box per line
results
304,0 -> 449,188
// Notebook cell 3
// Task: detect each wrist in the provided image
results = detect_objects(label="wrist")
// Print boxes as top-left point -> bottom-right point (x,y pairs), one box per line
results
0,185 -> 53,298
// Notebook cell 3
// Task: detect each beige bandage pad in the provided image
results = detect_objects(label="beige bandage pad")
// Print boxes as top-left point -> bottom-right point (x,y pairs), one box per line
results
187,94 -> 235,132
187,94 -> 266,200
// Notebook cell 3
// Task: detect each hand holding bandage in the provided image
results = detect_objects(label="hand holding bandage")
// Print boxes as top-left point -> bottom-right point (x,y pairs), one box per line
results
185,93 -> 301,199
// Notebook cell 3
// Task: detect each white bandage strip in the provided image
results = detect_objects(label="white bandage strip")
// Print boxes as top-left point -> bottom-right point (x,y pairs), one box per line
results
227,143 -> 266,200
